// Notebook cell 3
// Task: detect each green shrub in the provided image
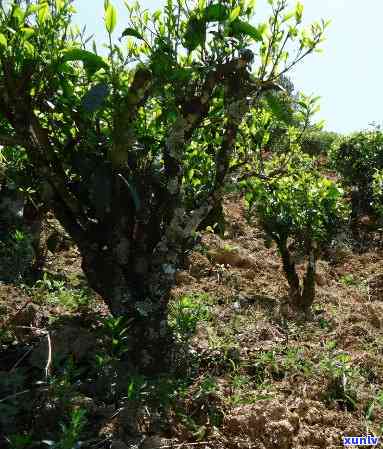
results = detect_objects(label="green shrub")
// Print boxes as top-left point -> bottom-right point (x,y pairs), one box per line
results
244,158 -> 348,311
169,293 -> 212,342
33,273 -> 91,311
330,130 -> 383,218
372,169 -> 383,218
300,129 -> 340,156
320,352 -> 360,411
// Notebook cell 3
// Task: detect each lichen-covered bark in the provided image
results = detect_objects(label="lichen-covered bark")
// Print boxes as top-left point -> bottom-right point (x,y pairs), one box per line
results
79,243 -> 173,374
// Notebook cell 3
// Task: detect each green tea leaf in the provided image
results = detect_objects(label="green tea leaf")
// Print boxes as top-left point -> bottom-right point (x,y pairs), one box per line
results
0,33 -> 7,48
23,41 -> 35,55
183,16 -> 206,51
26,4 -> 38,16
121,27 -> 144,40
229,6 -> 241,23
295,1 -> 304,24
21,27 -> 35,39
105,3 -> 117,34
152,10 -> 161,21
245,0 -> 257,13
38,2 -> 50,23
283,11 -> 295,22
55,0 -> 65,11
204,3 -> 229,21
197,0 -> 206,10
229,19 -> 263,41
12,6 -> 25,25
62,49 -> 108,72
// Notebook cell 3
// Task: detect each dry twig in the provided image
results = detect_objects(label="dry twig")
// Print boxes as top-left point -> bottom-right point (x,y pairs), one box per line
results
45,331 -> 52,379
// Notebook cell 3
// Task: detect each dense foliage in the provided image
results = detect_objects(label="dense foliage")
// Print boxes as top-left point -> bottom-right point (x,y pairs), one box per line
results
0,0 -> 327,370
300,127 -> 339,156
243,153 -> 348,310
372,169 -> 383,217
330,129 -> 383,219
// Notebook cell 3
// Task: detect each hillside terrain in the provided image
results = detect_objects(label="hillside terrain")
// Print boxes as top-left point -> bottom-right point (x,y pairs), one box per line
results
1,194 -> 382,449
0,1 -> 382,448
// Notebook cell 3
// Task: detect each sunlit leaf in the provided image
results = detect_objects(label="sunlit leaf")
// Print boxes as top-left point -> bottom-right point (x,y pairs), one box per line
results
245,0 -> 257,13
295,1 -> 304,24
152,10 -> 161,21
12,6 -> 25,25
283,11 -> 294,22
229,6 -> 241,22
105,3 -> 117,34
23,41 -> 35,55
26,4 -> 38,16
55,0 -> 65,11
0,33 -> 7,47
21,27 -> 35,39
198,0 -> 206,10
37,2 -> 50,23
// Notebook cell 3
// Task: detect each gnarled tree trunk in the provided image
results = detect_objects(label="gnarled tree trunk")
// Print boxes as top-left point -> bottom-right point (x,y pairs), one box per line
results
50,165 -> 219,373
278,238 -> 317,314
278,239 -> 301,302
81,247 -> 173,373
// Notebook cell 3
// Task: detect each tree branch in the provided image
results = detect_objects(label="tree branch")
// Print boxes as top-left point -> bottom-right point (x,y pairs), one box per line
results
111,68 -> 152,168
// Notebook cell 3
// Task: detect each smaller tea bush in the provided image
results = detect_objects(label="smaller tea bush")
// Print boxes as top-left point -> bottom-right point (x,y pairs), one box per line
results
244,158 -> 348,311
42,407 -> 87,449
33,273 -> 90,311
320,352 -> 360,411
